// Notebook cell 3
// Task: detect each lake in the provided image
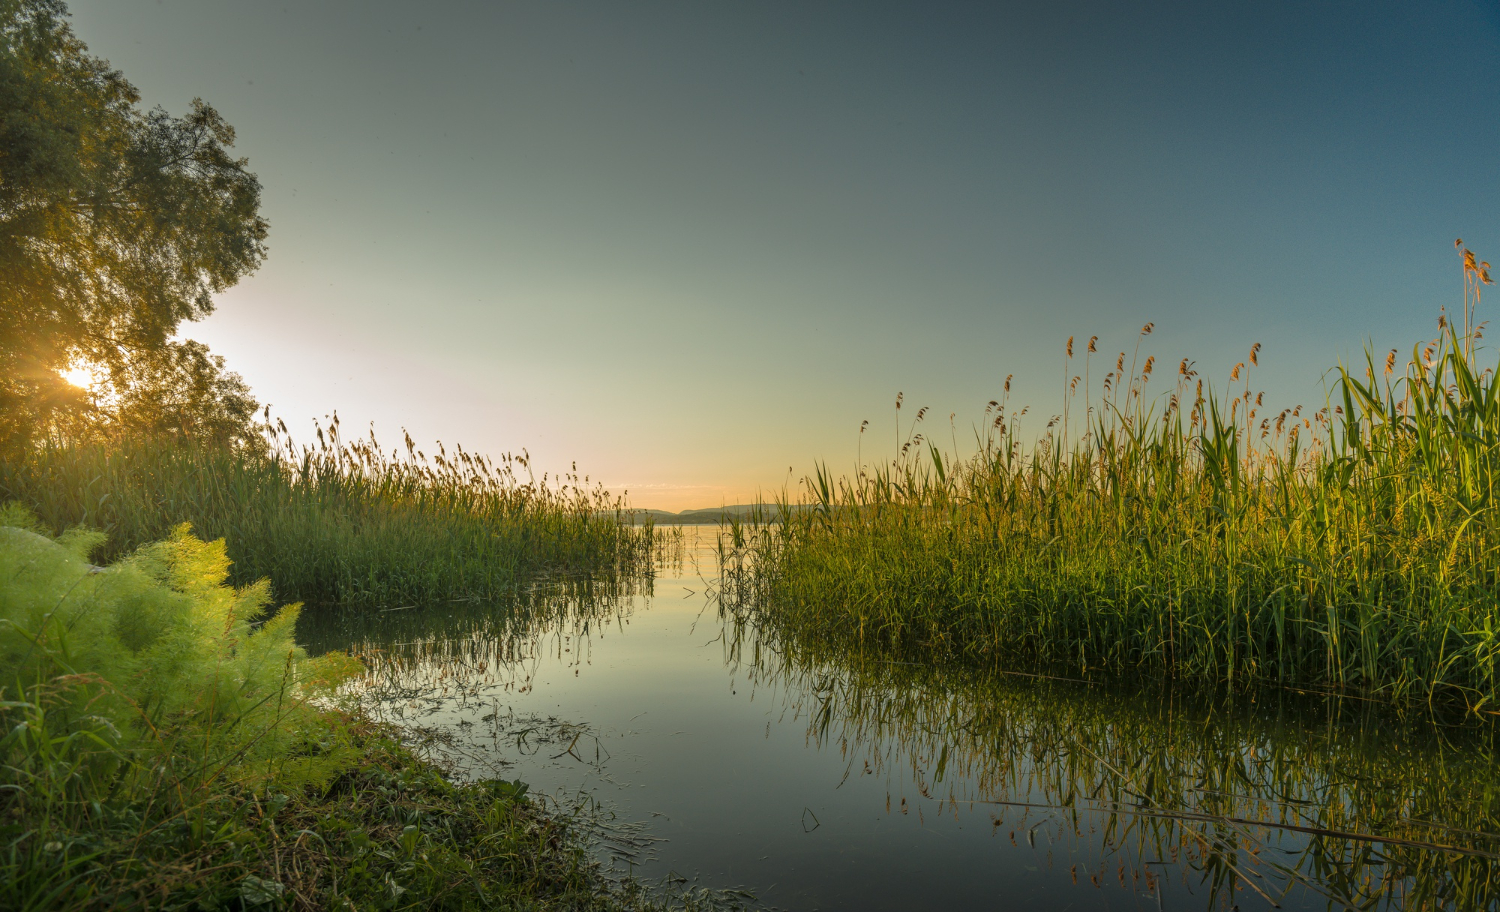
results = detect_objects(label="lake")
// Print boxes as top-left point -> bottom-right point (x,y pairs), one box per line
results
300,528 -> 1500,911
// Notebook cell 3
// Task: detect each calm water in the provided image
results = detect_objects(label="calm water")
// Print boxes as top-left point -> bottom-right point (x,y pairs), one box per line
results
301,529 -> 1500,911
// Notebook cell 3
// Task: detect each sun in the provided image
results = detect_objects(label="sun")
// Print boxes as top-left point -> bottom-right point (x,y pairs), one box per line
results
59,364 -> 100,389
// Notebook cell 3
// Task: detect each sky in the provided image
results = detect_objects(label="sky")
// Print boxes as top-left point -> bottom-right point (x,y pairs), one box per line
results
67,0 -> 1500,510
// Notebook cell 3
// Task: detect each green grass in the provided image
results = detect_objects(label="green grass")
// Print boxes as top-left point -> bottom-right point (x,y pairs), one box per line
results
734,249 -> 1500,708
4,707 -> 656,912
0,415 -> 658,608
5,710 -> 733,912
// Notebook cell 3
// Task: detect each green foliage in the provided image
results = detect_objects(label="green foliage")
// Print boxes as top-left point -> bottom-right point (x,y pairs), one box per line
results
92,339 -> 261,447
737,249 -> 1500,707
0,510 -> 357,780
0,512 -> 352,907
0,415 -> 658,607
0,0 -> 267,451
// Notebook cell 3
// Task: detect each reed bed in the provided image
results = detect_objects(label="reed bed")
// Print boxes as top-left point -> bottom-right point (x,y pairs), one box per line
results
0,413 -> 657,608
736,245 -> 1500,707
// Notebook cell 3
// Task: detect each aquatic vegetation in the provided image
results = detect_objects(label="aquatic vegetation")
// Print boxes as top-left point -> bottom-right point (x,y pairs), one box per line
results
0,414 -> 659,607
734,245 -> 1500,706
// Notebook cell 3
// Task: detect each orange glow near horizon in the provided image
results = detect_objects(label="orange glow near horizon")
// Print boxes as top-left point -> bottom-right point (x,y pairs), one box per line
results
614,481 -> 785,514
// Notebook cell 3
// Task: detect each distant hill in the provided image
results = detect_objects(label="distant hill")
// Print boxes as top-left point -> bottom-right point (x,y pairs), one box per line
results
625,503 -> 800,525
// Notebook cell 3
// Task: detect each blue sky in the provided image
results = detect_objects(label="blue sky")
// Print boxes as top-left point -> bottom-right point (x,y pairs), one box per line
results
70,1 -> 1500,509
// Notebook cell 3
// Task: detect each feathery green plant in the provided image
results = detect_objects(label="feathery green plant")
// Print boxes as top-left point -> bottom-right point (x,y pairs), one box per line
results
0,507 -> 359,906
0,504 -> 358,779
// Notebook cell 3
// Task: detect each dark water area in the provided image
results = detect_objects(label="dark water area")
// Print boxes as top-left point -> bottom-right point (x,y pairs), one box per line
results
299,530 -> 1500,911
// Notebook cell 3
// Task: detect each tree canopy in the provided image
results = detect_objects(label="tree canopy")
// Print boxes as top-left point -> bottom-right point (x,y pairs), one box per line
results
0,0 -> 267,451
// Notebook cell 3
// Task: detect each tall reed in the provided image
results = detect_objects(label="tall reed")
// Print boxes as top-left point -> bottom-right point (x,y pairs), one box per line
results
0,414 -> 657,607
739,245 -> 1500,707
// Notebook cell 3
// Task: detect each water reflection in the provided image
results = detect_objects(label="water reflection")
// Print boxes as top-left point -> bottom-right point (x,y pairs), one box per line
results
299,577 -> 649,776
299,533 -> 1500,911
726,608 -> 1500,910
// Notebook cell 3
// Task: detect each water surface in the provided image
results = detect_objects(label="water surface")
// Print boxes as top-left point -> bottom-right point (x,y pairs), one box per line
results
301,530 -> 1500,910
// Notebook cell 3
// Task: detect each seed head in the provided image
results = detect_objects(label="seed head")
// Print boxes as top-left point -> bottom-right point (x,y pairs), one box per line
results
1067,336 -> 1074,358
1249,343 -> 1261,366
1141,323 -> 1154,336
1088,335 -> 1098,353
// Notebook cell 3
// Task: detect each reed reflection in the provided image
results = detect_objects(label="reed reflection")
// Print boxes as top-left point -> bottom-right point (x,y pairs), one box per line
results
300,577 -> 650,735
722,607 -> 1500,910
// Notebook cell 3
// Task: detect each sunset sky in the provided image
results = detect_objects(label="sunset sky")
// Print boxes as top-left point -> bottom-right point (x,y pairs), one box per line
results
69,1 -> 1500,510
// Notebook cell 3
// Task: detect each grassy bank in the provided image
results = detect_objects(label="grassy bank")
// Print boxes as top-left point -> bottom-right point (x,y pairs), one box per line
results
0,415 -> 655,608
8,714 -> 690,912
735,250 -> 1500,708
0,511 -> 721,911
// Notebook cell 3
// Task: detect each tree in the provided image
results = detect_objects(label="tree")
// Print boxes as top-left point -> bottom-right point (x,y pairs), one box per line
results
0,0 -> 268,451
109,340 -> 260,444
55,340 -> 262,447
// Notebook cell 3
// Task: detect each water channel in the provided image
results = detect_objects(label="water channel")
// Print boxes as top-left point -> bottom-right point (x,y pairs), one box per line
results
300,529 -> 1500,910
